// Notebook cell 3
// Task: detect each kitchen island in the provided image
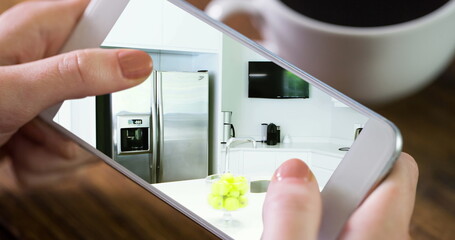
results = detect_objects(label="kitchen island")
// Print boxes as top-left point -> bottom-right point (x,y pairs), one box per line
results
153,179 -> 266,239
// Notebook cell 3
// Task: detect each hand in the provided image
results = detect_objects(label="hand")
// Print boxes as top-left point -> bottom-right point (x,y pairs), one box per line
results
262,153 -> 419,239
0,0 -> 153,185
4,118 -> 101,185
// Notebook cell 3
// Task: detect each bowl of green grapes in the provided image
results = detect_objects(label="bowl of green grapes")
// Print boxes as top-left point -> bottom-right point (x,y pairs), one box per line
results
206,173 -> 249,221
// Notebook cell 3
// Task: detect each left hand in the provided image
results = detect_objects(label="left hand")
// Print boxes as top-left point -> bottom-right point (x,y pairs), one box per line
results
4,118 -> 100,185
0,0 -> 153,185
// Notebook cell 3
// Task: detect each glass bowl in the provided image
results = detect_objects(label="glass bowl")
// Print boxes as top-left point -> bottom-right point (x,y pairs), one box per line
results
205,173 -> 249,222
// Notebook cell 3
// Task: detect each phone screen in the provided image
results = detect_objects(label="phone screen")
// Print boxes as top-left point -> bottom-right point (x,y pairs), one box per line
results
49,0 -> 400,239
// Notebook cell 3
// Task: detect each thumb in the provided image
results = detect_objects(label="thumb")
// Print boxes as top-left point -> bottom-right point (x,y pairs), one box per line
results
1,48 -> 152,120
262,158 -> 322,240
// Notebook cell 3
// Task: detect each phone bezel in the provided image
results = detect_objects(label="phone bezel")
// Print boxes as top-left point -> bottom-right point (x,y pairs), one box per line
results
40,0 -> 402,239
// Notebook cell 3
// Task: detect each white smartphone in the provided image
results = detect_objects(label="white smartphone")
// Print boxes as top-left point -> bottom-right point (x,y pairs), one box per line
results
40,0 -> 402,239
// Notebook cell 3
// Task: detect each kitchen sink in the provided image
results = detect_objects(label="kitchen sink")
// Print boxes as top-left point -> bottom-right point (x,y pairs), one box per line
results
250,180 -> 270,193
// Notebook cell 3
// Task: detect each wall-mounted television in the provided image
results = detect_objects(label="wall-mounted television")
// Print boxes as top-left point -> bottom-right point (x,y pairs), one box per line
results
248,61 -> 310,99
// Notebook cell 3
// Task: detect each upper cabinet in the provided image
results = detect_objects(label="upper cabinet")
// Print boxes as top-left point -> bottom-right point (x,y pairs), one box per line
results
103,0 -> 221,53
161,0 -> 220,52
103,0 -> 163,49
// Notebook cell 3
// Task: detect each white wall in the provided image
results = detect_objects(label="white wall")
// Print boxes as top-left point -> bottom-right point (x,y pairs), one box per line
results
53,97 -> 96,147
330,107 -> 368,142
220,35 -> 369,142
221,35 -> 335,141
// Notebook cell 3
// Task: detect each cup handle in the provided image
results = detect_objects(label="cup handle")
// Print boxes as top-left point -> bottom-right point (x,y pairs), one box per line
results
205,0 -> 260,21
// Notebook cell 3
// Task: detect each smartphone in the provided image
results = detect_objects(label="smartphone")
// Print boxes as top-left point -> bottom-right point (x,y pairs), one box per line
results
40,0 -> 402,239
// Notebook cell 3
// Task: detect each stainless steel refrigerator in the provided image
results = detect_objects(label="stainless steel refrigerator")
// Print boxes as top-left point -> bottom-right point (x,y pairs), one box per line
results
108,71 -> 209,183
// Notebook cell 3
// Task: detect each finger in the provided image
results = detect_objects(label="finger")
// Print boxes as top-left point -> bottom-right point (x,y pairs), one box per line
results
0,48 -> 152,137
262,158 -> 322,240
340,153 -> 419,239
5,126 -> 97,186
19,118 -> 79,159
0,0 -> 90,65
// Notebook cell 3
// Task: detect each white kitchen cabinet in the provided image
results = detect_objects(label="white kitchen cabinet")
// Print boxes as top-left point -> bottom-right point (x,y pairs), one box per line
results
162,0 -> 221,52
103,0 -> 163,49
311,152 -> 342,171
103,0 -> 221,53
276,152 -> 310,168
221,147 -> 342,189
311,167 -> 333,189
242,151 -> 276,180
242,151 -> 309,180
310,153 -> 342,189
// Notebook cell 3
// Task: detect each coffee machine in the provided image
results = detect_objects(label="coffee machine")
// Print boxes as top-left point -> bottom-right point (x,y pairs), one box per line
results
221,111 -> 235,144
266,123 -> 278,145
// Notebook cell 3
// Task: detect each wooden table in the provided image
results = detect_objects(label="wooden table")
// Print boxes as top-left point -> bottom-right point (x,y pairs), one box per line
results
1,1 -> 454,239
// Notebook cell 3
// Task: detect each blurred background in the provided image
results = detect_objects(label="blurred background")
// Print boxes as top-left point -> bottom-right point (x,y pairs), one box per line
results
1,0 -> 454,239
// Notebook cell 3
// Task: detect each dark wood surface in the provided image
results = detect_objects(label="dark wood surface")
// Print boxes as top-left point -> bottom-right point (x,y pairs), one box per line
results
0,157 -> 220,240
374,65 -> 455,240
1,1 -> 454,239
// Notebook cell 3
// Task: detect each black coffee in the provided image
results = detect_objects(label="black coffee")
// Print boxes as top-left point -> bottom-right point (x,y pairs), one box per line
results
281,0 -> 449,27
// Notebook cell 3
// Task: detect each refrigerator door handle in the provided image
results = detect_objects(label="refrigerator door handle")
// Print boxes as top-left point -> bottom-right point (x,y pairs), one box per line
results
157,71 -> 165,183
150,71 -> 159,184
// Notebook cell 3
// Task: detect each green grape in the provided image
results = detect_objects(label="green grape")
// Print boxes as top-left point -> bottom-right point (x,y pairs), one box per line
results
234,176 -> 247,184
211,181 -> 221,195
221,173 -> 234,183
209,174 -> 249,211
229,182 -> 238,191
239,195 -> 248,208
238,182 -> 249,195
212,180 -> 230,196
229,190 -> 240,198
208,194 -> 223,209
224,197 -> 240,211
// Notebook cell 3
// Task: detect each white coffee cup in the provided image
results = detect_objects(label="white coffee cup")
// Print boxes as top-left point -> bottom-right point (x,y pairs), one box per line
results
206,0 -> 455,104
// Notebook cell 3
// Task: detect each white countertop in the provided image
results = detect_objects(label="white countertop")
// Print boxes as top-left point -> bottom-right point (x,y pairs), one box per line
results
153,179 -> 266,239
222,141 -> 349,157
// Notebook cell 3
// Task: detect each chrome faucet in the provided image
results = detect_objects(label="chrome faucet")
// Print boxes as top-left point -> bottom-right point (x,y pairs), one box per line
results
223,137 -> 256,173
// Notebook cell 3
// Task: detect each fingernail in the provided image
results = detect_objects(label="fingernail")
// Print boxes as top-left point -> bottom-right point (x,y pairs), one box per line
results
272,158 -> 313,182
118,50 -> 153,80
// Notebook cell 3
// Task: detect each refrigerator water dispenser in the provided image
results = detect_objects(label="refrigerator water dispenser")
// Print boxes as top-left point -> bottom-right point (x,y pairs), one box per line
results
117,115 -> 151,154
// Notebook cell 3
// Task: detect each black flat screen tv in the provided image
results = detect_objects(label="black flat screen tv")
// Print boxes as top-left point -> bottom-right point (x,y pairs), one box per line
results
248,61 -> 310,99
